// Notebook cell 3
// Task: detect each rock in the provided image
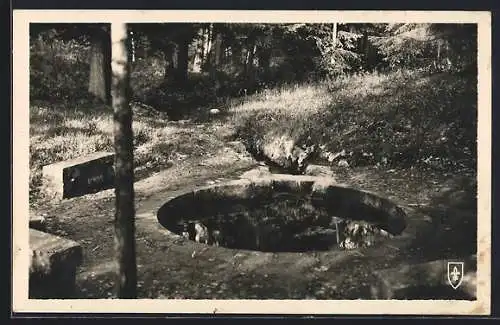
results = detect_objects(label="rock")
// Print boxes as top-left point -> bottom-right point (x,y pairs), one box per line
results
259,135 -> 315,174
239,166 -> 272,179
304,164 -> 336,178
209,108 -> 220,115
338,159 -> 350,168
29,215 -> 46,231
29,229 -> 83,298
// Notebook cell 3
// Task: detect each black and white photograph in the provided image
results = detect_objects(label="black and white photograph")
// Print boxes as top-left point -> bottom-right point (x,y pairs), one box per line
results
12,10 -> 491,315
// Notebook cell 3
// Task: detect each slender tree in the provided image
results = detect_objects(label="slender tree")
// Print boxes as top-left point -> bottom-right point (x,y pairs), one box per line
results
111,22 -> 137,299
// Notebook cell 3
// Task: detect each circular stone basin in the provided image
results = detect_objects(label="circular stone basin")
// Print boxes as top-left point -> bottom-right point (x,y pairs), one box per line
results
157,175 -> 407,253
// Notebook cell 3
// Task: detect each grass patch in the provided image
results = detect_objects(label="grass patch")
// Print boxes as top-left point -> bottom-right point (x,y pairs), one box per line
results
230,70 -> 477,172
28,99 -> 197,206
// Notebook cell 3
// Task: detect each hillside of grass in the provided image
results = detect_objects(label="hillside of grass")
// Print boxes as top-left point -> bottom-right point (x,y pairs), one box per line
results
230,70 -> 477,173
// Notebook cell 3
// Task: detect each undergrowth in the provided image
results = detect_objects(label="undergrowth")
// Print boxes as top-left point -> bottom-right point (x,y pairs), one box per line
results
231,69 -> 477,173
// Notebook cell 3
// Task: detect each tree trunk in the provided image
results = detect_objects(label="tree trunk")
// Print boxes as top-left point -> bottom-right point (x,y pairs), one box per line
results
111,22 -> 137,299
245,41 -> 257,85
163,43 -> 177,85
202,24 -> 213,68
176,35 -> 190,86
88,26 -> 111,104
214,33 -> 223,67
192,27 -> 204,73
258,47 -> 272,78
332,23 -> 338,48
129,30 -> 136,64
209,30 -> 222,95
329,23 -> 338,67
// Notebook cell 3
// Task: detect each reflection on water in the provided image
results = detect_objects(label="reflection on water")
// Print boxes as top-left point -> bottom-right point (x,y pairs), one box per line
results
173,192 -> 395,253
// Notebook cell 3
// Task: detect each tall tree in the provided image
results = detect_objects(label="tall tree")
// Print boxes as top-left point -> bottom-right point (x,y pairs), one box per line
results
30,23 -> 114,101
89,25 -> 112,104
174,24 -> 198,86
111,22 -> 137,299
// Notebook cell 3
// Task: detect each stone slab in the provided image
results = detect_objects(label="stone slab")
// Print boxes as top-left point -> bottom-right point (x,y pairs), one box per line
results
370,255 -> 477,299
303,164 -> 336,178
29,215 -> 46,231
42,151 -> 115,199
29,229 -> 83,298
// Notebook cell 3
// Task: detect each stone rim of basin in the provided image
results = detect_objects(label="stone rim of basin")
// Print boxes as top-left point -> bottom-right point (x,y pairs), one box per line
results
157,174 -> 407,250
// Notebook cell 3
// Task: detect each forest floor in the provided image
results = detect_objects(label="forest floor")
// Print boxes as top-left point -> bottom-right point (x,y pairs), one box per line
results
27,71 -> 479,300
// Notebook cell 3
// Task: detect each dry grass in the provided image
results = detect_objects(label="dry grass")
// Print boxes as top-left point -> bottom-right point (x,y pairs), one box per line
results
29,100 -> 190,205
230,70 -> 477,172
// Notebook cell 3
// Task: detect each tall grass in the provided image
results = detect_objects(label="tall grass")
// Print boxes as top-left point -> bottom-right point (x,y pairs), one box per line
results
231,69 -> 477,171
29,101 -> 179,203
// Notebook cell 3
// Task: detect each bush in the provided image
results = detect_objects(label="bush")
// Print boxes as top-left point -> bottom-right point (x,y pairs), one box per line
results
30,38 -> 91,101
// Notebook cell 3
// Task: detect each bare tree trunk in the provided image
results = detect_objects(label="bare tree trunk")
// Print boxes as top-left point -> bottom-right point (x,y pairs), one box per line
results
163,43 -> 177,85
111,22 -> 137,299
209,29 -> 222,95
332,23 -> 338,48
245,41 -> 257,85
88,26 -> 111,104
129,30 -> 136,63
202,24 -> 213,67
214,33 -> 222,66
192,27 -> 204,73
176,35 -> 190,86
258,47 -> 272,78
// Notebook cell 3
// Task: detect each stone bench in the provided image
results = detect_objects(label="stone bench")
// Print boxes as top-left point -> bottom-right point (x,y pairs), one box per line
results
29,229 -> 83,298
42,151 -> 115,200
370,255 -> 477,300
29,215 -> 46,231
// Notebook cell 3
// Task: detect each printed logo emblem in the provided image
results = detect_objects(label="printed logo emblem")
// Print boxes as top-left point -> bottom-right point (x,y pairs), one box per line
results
447,262 -> 464,290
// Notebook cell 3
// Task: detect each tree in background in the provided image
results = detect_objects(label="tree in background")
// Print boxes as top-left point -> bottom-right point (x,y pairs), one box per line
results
88,25 -> 112,104
371,23 -> 477,73
130,23 -> 199,88
111,22 -> 137,299
29,23 -> 112,103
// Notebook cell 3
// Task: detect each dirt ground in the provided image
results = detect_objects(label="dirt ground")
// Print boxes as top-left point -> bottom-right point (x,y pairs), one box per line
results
31,117 -> 478,299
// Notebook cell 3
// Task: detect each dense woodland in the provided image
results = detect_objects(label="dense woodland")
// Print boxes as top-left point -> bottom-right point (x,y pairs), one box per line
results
30,23 -> 476,103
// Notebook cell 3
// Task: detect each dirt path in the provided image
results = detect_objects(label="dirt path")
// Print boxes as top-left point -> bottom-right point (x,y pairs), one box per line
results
32,117 -> 477,299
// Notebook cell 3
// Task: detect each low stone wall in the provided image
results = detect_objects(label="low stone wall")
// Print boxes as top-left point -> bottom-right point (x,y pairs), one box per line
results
29,229 -> 83,298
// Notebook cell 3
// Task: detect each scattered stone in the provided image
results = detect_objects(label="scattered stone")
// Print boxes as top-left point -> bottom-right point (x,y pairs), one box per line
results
257,135 -> 316,174
314,265 -> 329,272
239,166 -> 271,179
304,164 -> 336,178
338,159 -> 350,168
29,215 -> 46,231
